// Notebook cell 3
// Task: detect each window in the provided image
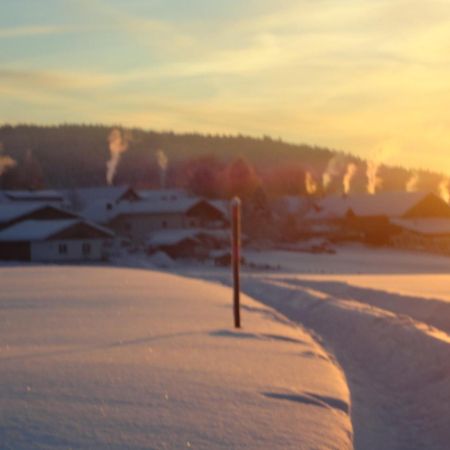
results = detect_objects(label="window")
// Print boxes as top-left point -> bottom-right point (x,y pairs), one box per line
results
58,243 -> 68,255
162,220 -> 168,229
82,243 -> 91,255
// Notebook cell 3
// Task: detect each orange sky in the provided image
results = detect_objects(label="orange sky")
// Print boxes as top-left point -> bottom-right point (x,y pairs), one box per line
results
1,0 -> 450,173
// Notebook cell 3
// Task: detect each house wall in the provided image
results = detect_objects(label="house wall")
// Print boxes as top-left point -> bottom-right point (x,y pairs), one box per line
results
30,239 -> 107,262
0,242 -> 31,261
111,213 -> 199,240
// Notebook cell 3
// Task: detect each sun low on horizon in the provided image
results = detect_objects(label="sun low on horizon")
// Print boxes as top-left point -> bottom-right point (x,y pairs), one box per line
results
1,0 -> 450,173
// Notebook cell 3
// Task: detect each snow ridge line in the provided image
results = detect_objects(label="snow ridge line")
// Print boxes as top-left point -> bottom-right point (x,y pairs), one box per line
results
278,277 -> 450,337
269,278 -> 450,345
242,277 -> 450,450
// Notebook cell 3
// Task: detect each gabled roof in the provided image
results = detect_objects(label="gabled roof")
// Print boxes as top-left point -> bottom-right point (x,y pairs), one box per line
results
0,219 -> 113,242
0,203 -> 77,225
306,192 -> 437,220
64,186 -> 141,206
0,203 -> 47,223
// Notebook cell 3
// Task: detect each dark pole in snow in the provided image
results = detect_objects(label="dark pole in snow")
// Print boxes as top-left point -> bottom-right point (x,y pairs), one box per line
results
231,197 -> 241,328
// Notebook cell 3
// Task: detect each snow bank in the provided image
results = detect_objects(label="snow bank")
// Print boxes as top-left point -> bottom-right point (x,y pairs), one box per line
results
0,266 -> 352,450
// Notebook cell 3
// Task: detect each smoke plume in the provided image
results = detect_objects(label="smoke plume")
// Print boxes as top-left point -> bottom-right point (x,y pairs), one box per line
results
343,163 -> 357,194
439,178 -> 450,203
156,149 -> 169,188
366,160 -> 382,195
106,128 -> 130,186
305,171 -> 318,195
406,173 -> 419,192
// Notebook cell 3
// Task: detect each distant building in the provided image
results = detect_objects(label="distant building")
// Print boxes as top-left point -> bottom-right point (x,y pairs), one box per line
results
147,229 -> 228,259
64,186 -> 141,212
81,196 -> 228,242
0,219 -> 113,262
391,219 -> 450,254
304,192 -> 450,245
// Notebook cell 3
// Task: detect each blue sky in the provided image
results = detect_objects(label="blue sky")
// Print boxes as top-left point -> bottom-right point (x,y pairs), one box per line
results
1,0 -> 450,172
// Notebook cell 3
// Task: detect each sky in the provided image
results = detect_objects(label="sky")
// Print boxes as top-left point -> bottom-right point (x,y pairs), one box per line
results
1,0 -> 450,173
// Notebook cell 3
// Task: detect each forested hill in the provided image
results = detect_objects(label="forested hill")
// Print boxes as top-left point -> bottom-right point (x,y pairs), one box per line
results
0,124 -> 443,197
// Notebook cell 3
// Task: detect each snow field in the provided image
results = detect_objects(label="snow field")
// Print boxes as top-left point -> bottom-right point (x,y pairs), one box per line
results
0,266 -> 352,450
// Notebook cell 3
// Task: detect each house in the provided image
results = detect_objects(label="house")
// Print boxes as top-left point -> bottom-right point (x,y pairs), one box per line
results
0,219 -> 114,262
84,197 -> 228,242
147,228 -> 229,259
304,192 -> 450,244
64,186 -> 141,211
390,219 -> 450,254
0,204 -> 79,231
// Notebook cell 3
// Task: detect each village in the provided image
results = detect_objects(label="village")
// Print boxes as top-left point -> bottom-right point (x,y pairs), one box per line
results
1,182 -> 450,264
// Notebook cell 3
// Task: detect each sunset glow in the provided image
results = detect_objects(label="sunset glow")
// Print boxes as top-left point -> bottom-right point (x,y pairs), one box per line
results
1,0 -> 450,172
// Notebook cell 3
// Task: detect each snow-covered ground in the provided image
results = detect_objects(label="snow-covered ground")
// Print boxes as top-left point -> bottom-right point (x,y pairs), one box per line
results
174,245 -> 450,450
0,266 -> 352,450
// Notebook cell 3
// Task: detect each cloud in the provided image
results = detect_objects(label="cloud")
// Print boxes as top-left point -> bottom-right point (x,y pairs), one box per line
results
0,25 -> 75,38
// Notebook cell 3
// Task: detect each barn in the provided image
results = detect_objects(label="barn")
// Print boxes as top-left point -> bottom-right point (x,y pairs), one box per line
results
0,219 -> 114,262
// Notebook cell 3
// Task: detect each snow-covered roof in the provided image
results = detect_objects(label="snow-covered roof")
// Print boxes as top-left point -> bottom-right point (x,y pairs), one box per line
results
3,190 -> 65,202
147,228 -> 228,246
147,229 -> 202,246
138,189 -> 190,201
82,197 -> 222,224
306,192 -> 430,220
0,219 -> 78,241
392,218 -> 450,236
63,186 -> 140,206
0,203 -> 53,224
0,219 -> 113,241
115,198 -> 201,215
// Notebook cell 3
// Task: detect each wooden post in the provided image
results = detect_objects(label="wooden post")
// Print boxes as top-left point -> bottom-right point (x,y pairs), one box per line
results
231,197 -> 241,328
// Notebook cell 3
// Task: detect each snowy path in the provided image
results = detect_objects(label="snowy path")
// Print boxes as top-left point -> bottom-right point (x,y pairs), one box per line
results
0,266 -> 352,450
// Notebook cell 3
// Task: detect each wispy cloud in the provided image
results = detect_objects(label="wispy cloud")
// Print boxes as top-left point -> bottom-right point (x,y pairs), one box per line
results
0,25 -> 75,38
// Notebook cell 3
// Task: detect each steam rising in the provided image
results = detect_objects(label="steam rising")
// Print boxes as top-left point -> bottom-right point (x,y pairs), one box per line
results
106,128 -> 130,186
305,172 -> 318,195
156,149 -> 169,188
366,161 -> 382,195
406,173 -> 419,192
322,155 -> 346,192
439,178 -> 450,203
0,156 -> 16,176
343,163 -> 357,194
0,143 -> 17,176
